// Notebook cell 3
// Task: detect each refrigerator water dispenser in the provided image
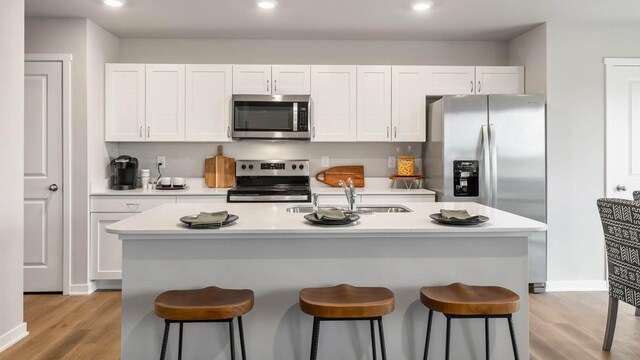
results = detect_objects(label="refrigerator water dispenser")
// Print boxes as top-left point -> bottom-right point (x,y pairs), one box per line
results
453,160 -> 479,197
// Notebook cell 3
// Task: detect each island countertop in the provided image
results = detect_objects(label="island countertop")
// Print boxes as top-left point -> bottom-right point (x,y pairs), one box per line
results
106,201 -> 546,237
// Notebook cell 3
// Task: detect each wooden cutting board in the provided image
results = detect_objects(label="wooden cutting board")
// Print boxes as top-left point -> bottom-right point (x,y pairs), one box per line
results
315,166 -> 365,187
204,145 -> 236,188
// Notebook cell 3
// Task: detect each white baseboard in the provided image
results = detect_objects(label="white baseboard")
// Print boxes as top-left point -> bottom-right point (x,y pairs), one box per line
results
95,280 -> 122,290
0,323 -> 28,353
68,282 -> 98,296
545,280 -> 608,292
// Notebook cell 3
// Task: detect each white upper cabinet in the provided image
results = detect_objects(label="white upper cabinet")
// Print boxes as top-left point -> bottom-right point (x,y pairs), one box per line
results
185,64 -> 232,142
272,65 -> 311,95
145,64 -> 186,142
425,66 -> 476,95
476,66 -> 524,94
392,66 -> 427,142
232,65 -> 272,95
357,66 -> 392,141
105,64 -> 146,142
311,65 -> 357,142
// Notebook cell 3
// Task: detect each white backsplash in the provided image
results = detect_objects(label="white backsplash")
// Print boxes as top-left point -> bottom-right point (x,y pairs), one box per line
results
116,142 -> 422,179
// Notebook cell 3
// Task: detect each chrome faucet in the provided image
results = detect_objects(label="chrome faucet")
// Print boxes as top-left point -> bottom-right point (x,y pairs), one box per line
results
338,178 -> 357,212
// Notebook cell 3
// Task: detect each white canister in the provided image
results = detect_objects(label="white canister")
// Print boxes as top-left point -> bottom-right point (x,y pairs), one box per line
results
140,169 -> 150,189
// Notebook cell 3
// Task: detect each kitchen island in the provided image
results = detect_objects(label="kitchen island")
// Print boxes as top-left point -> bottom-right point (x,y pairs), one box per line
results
107,201 -> 546,360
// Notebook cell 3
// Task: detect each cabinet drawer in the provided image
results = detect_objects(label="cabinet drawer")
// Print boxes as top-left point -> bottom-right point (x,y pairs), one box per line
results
176,196 -> 227,204
360,194 -> 435,204
91,196 -> 175,213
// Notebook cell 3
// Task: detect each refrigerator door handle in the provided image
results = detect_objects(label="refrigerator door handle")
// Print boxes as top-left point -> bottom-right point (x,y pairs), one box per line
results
482,125 -> 492,207
489,123 -> 498,208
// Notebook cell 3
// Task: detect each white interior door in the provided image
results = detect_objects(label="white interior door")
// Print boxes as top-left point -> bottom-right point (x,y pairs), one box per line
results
606,61 -> 640,198
24,61 -> 63,292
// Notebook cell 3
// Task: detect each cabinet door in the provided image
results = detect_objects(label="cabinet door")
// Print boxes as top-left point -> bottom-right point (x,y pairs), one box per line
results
475,66 -> 524,94
311,66 -> 357,142
176,196 -> 227,203
146,64 -> 186,141
233,65 -> 272,95
272,65 -> 311,95
357,66 -> 392,141
391,66 -> 427,142
91,212 -> 131,280
105,64 -> 146,142
185,65 -> 232,142
425,66 -> 476,95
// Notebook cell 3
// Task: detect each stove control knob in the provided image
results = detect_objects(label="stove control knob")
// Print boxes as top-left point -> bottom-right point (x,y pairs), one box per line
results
292,164 -> 297,170
241,164 -> 247,170
248,164 -> 254,170
299,164 -> 305,170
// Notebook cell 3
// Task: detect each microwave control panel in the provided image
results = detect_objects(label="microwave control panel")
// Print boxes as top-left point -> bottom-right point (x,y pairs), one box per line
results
297,103 -> 309,131
453,160 -> 479,197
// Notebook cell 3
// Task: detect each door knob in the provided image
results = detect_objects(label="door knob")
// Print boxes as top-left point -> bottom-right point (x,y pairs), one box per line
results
49,184 -> 59,192
616,184 -> 627,191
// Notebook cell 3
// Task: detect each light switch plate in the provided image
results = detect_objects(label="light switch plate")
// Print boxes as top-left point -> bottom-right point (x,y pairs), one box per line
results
321,156 -> 330,167
388,156 -> 396,169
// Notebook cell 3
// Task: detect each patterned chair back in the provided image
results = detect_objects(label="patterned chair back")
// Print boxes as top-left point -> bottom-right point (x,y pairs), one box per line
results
634,191 -> 640,202
597,198 -> 640,307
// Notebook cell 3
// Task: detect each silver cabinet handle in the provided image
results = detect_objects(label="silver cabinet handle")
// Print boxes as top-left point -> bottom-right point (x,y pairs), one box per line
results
147,126 -> 150,138
394,127 -> 397,139
387,126 -> 390,139
126,203 -> 140,212
470,81 -> 474,93
267,79 -> 270,93
478,81 -> 482,93
139,126 -> 143,138
274,79 -> 277,92
227,126 -> 231,138
49,184 -> 59,192
312,126 -> 316,138
616,184 -> 627,191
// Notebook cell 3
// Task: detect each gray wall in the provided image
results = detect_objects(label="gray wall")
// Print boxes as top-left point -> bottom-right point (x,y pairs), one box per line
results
508,24 -> 547,94
0,0 -> 25,349
546,23 -> 640,286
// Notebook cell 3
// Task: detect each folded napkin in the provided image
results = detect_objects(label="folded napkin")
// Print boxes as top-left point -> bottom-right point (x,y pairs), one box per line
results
440,209 -> 479,220
315,207 -> 347,221
190,211 -> 228,227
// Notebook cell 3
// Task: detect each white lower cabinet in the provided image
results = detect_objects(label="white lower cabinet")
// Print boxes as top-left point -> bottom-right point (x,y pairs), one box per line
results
317,193 -> 434,205
176,195 -> 227,203
91,212 -> 130,280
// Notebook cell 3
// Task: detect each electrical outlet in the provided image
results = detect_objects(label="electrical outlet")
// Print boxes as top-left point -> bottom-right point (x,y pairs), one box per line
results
388,156 -> 396,169
321,156 -> 330,167
157,156 -> 166,168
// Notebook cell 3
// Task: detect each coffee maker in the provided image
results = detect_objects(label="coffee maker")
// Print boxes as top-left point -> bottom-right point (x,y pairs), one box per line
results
110,155 -> 138,190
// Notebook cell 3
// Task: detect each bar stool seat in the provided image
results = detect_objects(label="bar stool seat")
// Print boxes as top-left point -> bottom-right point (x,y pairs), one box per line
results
300,284 -> 394,360
154,286 -> 254,360
420,282 -> 521,360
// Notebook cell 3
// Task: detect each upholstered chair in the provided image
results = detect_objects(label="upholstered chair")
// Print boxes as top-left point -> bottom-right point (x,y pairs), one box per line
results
597,198 -> 640,351
634,191 -> 640,202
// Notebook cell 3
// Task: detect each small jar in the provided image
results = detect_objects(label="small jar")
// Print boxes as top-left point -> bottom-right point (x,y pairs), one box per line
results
140,169 -> 150,189
397,155 -> 415,176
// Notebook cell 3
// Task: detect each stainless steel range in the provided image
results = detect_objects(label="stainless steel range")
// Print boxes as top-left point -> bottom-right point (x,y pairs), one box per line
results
227,160 -> 311,203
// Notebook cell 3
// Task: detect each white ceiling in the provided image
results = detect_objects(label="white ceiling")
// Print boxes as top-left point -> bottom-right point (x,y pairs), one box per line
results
24,0 -> 640,41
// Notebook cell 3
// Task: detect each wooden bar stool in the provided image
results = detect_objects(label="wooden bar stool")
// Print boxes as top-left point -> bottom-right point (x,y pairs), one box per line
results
154,286 -> 254,360
420,282 -> 520,360
299,284 -> 395,360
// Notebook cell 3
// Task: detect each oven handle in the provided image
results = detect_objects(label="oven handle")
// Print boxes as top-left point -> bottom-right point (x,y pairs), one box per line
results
228,195 -> 310,202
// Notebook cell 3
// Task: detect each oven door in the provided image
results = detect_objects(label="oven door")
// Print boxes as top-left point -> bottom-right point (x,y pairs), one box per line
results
232,95 -> 310,140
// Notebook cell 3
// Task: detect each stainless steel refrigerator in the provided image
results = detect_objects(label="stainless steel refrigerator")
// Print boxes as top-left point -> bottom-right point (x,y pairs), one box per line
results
423,95 -> 547,292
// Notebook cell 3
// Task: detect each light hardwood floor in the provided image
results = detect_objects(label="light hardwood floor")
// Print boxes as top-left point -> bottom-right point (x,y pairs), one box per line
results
0,291 -> 638,359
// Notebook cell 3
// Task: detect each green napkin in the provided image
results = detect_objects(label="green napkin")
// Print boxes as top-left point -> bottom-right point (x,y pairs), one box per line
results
190,211 -> 228,227
315,207 -> 347,221
440,209 -> 474,220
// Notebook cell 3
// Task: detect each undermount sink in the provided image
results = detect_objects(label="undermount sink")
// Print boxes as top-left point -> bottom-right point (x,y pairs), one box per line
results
286,205 -> 412,214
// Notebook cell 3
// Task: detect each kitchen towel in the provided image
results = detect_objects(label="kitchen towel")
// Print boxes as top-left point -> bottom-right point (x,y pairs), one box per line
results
191,211 -> 229,226
316,208 -> 347,221
440,209 -> 479,220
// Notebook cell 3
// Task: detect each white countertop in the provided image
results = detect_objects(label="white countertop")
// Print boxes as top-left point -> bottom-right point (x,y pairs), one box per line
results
90,177 -> 435,196
106,201 -> 546,237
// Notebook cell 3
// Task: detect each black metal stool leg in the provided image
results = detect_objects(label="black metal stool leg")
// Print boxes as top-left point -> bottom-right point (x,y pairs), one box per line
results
370,319 -> 377,360
485,318 -> 490,360
310,317 -> 320,360
229,319 -> 237,360
159,321 -> 170,360
423,309 -> 433,360
507,315 -> 519,360
178,322 -> 184,360
238,316 -> 247,360
378,317 -> 387,360
445,316 -> 451,360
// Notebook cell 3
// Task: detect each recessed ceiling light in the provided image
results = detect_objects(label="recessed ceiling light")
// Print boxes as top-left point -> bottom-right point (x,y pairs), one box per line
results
257,0 -> 278,9
412,1 -> 434,11
103,0 -> 126,7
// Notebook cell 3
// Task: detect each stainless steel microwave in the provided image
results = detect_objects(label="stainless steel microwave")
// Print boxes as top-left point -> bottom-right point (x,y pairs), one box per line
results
232,95 -> 310,140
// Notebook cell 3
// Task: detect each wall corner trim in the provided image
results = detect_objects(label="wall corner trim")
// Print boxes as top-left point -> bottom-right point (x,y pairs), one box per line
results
545,280 -> 608,292
68,281 -> 98,296
0,322 -> 28,353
